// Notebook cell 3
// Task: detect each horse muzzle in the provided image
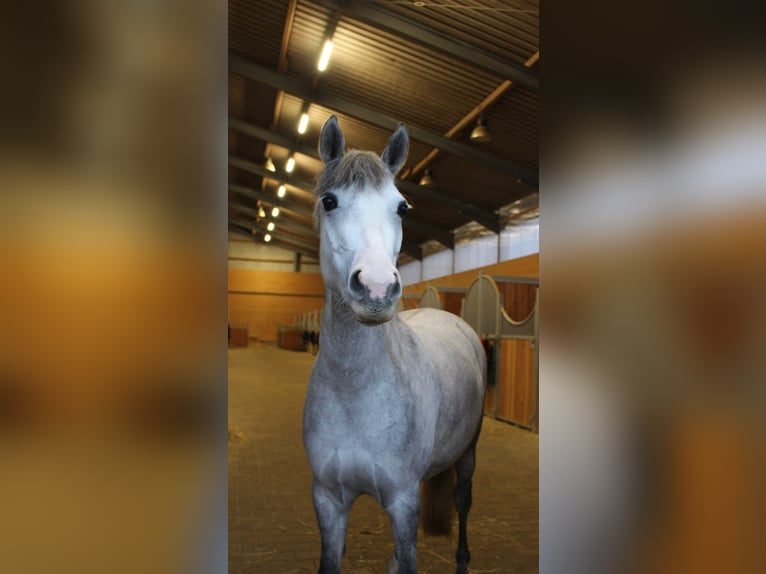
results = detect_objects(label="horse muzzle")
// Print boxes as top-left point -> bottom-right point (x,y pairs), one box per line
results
350,300 -> 397,325
347,267 -> 401,324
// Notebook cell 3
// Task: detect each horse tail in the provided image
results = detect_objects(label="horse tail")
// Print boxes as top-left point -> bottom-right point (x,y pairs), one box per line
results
420,466 -> 455,536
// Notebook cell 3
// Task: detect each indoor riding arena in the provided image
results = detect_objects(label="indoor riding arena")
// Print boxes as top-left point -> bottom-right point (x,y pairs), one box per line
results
228,1 -> 539,572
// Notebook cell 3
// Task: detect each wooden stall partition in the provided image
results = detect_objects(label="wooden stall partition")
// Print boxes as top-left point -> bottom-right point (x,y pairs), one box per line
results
402,254 -> 538,296
498,282 -> 537,321
399,295 -> 419,311
496,338 -> 536,427
441,291 -> 466,316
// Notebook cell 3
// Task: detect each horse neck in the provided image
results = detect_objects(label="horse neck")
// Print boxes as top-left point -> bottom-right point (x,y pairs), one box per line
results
319,287 -> 400,368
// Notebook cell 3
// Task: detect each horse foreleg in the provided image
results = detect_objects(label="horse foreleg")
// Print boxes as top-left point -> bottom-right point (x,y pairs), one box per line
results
312,480 -> 350,574
384,484 -> 420,574
454,437 -> 479,574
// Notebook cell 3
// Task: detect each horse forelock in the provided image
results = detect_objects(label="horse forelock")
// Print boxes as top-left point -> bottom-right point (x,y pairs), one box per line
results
315,150 -> 390,197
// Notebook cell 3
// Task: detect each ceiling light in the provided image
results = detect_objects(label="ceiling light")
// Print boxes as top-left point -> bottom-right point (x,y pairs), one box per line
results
257,207 -> 266,219
267,222 -> 275,231
470,117 -> 491,142
297,112 -> 309,134
285,156 -> 295,173
277,185 -> 286,198
265,158 -> 276,172
271,207 -> 280,218
317,40 -> 334,72
264,234 -> 272,242
419,168 -> 435,187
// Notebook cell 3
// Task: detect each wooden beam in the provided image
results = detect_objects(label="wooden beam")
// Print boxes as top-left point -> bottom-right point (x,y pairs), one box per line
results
229,57 -> 538,186
402,50 -> 540,180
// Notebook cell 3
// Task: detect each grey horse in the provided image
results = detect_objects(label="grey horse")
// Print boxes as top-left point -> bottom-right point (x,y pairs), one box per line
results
303,116 -> 486,574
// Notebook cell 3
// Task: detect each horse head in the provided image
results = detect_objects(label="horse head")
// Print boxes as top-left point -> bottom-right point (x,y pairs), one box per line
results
315,115 -> 410,325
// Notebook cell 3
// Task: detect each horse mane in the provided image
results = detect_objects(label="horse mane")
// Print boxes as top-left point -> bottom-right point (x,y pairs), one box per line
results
315,150 -> 390,197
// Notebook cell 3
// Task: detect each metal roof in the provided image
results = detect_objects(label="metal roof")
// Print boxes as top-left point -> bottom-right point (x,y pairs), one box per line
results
229,0 -> 539,262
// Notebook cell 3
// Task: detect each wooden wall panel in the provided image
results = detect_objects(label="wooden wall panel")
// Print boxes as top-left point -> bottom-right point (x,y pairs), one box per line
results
228,269 -> 325,342
228,293 -> 323,342
229,268 -> 324,295
402,253 -> 538,297
496,339 -> 536,426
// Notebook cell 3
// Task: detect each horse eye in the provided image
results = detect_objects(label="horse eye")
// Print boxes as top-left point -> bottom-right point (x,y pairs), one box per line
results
397,201 -> 409,218
321,194 -> 338,212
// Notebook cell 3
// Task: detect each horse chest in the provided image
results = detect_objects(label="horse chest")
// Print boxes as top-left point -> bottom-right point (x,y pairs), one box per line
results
304,375 -> 435,492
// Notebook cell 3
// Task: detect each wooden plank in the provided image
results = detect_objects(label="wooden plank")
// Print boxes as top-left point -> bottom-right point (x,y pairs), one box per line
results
228,293 -> 323,342
228,268 -> 324,296
441,291 -> 465,316
496,339 -> 535,426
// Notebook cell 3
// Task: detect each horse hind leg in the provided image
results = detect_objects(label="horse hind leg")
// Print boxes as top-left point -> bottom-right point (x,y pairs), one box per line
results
454,430 -> 481,574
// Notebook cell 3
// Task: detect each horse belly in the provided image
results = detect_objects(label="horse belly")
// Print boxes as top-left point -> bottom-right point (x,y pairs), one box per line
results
400,309 -> 486,476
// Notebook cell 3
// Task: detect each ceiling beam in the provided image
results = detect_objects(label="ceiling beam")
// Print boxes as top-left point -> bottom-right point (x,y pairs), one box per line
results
321,0 -> 539,90
229,182 -> 315,219
229,217 -> 320,258
228,123 -> 501,232
400,240 -> 422,261
229,155 -> 316,195
402,50 -> 540,180
229,57 -> 538,186
403,217 -> 454,249
229,202 -> 317,240
229,223 -> 255,241
234,196 -> 453,251
230,118 -> 320,160
396,178 -> 501,233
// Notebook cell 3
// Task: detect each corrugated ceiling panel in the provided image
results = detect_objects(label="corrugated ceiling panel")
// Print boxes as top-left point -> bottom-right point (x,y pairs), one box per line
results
372,0 -> 539,66
229,0 -> 288,66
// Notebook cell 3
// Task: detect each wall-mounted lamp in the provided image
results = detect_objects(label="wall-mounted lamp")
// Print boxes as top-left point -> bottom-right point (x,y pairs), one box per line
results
271,207 -> 280,218
264,234 -> 272,242
277,185 -> 286,198
267,222 -> 275,231
285,156 -> 295,173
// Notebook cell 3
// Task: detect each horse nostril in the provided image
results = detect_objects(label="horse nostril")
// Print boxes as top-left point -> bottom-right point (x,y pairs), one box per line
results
389,276 -> 402,298
349,269 -> 364,296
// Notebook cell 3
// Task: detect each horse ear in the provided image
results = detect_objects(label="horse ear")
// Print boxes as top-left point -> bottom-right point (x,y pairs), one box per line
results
319,115 -> 345,165
381,123 -> 409,175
